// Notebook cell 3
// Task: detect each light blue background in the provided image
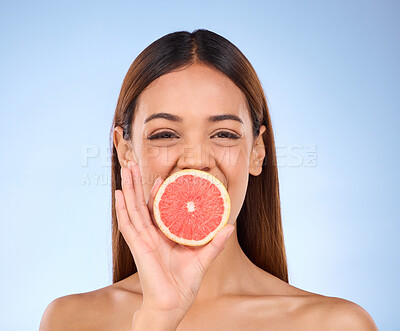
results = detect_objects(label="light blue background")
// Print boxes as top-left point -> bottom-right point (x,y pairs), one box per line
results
1,1 -> 398,330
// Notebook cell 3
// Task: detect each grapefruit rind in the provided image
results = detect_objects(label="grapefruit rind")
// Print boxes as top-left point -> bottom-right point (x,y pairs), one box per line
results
153,169 -> 231,247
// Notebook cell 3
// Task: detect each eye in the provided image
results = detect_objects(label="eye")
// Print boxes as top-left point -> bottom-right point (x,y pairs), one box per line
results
147,130 -> 241,140
212,131 -> 241,140
147,131 -> 179,140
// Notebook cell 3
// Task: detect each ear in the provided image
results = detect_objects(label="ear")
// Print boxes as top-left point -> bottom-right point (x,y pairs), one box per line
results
249,125 -> 267,176
113,126 -> 135,168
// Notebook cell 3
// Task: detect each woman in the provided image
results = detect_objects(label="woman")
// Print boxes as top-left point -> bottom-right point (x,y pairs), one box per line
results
40,29 -> 378,330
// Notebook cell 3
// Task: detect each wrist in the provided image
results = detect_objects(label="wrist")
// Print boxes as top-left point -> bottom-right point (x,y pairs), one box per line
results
131,307 -> 185,331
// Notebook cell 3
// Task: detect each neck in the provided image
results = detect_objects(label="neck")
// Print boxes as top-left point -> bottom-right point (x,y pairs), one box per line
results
193,227 -> 267,303
123,227 -> 280,302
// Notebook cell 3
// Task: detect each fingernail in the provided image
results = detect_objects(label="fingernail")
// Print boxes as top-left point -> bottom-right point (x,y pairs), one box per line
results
226,226 -> 235,240
152,177 -> 159,189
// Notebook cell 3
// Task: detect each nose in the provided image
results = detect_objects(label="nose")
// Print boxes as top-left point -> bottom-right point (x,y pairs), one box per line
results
177,143 -> 216,172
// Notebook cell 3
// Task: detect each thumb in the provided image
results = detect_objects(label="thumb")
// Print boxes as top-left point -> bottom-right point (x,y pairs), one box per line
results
196,224 -> 235,271
214,224 -> 235,248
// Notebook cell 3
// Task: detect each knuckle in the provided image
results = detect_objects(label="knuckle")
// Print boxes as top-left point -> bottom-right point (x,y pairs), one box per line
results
118,202 -> 126,211
117,221 -> 127,232
195,259 -> 206,275
131,204 -> 140,212
208,241 -> 223,257
121,177 -> 134,188
135,223 -> 151,237
117,217 -> 131,232
138,200 -> 147,208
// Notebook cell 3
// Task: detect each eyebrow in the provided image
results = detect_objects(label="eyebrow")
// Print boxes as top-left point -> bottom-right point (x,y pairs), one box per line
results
144,112 -> 244,125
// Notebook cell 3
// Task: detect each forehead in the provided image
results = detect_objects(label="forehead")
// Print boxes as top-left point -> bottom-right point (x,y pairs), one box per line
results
134,63 -> 251,126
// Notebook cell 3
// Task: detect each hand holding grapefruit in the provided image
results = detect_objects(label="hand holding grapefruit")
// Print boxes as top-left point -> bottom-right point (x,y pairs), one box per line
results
115,161 -> 235,327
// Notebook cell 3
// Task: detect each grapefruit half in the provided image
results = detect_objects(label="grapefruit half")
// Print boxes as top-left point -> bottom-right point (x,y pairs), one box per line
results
153,169 -> 231,246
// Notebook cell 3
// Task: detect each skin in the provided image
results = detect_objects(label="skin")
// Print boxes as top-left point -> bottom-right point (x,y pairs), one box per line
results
39,63 -> 379,330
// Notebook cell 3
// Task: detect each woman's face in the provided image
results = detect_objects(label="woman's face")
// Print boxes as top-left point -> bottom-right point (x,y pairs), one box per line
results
114,63 -> 266,226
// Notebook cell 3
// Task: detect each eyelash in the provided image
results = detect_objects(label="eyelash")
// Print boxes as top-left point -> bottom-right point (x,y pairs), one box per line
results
147,131 -> 241,140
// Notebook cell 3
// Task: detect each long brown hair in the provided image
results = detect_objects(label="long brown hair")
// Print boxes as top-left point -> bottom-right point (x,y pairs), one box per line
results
109,29 -> 288,284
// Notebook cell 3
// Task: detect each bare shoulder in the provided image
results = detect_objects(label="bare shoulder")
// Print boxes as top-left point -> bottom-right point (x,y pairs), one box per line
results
322,296 -> 378,330
39,292 -> 93,331
39,278 -> 142,331
302,295 -> 379,330
258,278 -> 378,331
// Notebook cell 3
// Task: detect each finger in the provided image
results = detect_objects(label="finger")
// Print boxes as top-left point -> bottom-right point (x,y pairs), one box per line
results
147,176 -> 164,226
120,166 -> 143,231
196,224 -> 235,273
115,189 -> 138,246
128,161 -> 151,225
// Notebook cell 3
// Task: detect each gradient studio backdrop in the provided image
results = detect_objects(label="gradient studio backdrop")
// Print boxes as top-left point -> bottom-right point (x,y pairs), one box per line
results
0,1 -> 398,330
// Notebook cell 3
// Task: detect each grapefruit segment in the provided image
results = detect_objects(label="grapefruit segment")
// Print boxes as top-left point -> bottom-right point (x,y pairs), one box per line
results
153,169 -> 231,246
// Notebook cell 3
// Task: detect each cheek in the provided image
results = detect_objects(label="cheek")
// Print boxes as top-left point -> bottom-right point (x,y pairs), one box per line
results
214,144 -> 249,176
224,165 -> 249,225
140,145 -> 180,172
215,145 -> 250,224
137,145 -> 178,201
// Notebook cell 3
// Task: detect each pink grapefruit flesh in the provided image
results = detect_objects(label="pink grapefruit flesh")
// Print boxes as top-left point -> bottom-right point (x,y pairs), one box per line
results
153,169 -> 231,246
